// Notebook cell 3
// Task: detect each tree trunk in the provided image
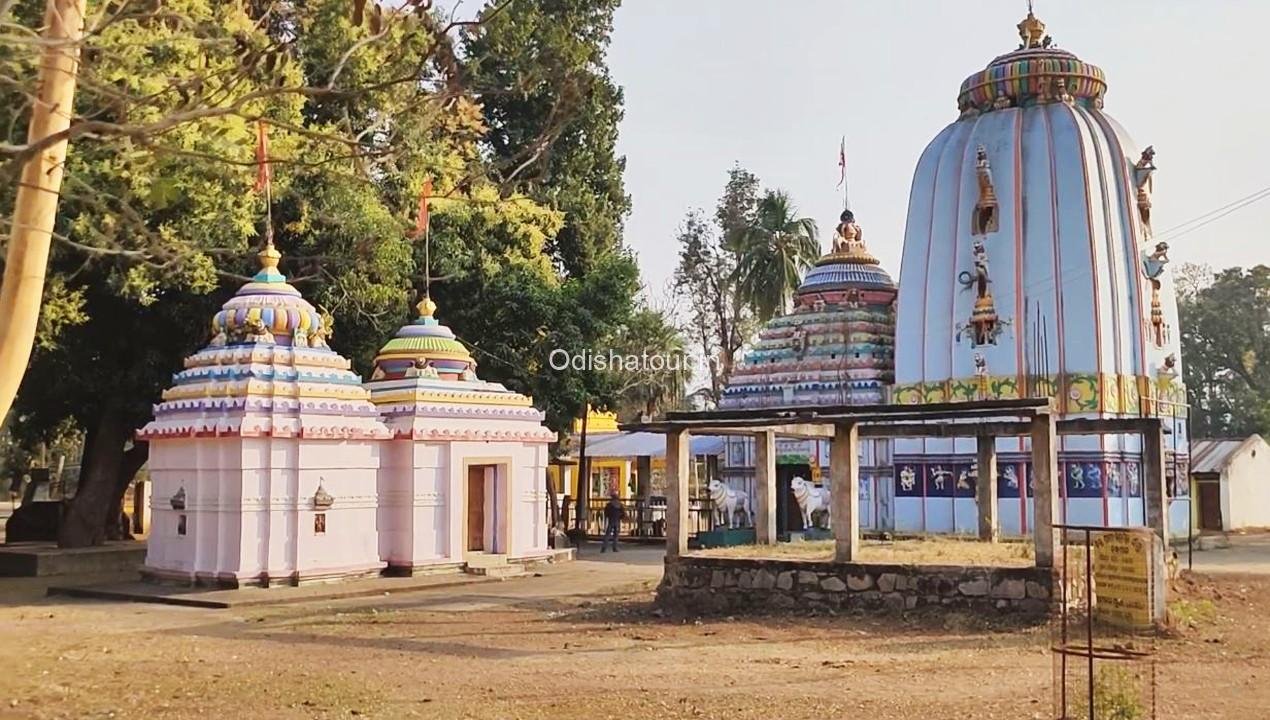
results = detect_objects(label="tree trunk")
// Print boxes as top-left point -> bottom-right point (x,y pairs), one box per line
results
0,0 -> 87,422
105,442 -> 149,540
546,470 -> 560,529
57,406 -> 134,548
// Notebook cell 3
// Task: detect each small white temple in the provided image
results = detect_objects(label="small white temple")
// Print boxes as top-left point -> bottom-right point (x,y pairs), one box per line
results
139,243 -> 556,587
367,296 -> 555,575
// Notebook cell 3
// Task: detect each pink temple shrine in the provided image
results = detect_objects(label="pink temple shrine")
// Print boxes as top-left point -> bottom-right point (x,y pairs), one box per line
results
139,243 -> 555,586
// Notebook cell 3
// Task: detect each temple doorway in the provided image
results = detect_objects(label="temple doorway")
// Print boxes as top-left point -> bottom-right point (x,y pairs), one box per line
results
467,465 -> 488,552
776,463 -> 812,536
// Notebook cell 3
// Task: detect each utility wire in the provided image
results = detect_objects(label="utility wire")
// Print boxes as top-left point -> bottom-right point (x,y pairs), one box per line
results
1153,184 -> 1270,242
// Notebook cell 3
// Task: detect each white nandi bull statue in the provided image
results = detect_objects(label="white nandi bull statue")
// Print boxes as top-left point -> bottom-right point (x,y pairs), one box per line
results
791,476 -> 831,530
707,480 -> 751,529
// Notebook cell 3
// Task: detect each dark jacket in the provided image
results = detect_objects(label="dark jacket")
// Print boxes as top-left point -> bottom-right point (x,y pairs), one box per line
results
603,498 -> 624,524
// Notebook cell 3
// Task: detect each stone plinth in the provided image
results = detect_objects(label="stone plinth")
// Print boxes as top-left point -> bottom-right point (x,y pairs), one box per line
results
656,555 -> 1053,617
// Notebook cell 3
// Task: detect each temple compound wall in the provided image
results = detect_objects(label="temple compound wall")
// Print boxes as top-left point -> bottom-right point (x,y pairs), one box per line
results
657,556 -> 1052,617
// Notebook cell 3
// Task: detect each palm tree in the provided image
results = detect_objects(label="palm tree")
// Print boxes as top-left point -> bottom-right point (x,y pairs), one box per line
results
729,190 -> 820,322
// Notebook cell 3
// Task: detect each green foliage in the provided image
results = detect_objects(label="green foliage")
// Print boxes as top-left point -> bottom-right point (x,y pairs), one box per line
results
1,0 -> 648,504
1178,263 -> 1270,438
1072,664 -> 1147,720
1168,598 -> 1217,630
675,165 -> 821,401
730,190 -> 820,323
606,306 -> 690,420
459,0 -> 643,433
464,0 -> 629,278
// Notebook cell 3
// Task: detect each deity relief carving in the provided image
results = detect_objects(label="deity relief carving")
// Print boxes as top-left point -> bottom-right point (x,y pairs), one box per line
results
972,146 -> 999,235
832,209 -> 867,255
1142,241 -> 1169,280
1135,146 -> 1156,235
957,238 -> 1009,347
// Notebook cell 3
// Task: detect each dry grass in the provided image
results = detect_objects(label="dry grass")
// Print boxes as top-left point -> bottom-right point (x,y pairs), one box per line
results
693,536 -> 1036,567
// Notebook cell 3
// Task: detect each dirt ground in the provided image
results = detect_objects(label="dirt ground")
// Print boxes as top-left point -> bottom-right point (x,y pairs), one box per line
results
0,547 -> 1267,720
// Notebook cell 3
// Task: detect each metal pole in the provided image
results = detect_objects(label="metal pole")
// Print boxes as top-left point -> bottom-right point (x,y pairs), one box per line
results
1086,528 -> 1095,719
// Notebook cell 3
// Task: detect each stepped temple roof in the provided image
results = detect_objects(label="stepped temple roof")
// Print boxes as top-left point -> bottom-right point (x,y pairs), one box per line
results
139,242 -> 389,440
720,211 -> 898,409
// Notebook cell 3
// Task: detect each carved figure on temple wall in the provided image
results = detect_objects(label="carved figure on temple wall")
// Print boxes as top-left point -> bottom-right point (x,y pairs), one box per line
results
973,147 -> 998,234
1056,77 -> 1073,105
899,466 -> 916,492
1143,241 -> 1170,279
292,328 -> 309,348
243,317 -> 275,345
209,329 -> 228,348
833,209 -> 865,254
1135,146 -> 1156,234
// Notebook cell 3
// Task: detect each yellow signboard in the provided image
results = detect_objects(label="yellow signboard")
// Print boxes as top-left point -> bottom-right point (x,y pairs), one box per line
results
1092,530 -> 1159,629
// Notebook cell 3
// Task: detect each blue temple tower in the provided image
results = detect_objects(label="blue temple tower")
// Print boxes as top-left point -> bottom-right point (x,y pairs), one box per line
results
891,10 -> 1188,534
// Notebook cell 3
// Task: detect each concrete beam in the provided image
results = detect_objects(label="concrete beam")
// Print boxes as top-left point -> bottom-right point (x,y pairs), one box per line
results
1143,424 -> 1168,541
976,436 -> 999,543
754,429 -> 777,545
831,422 -> 861,563
665,429 -> 691,559
1030,414 -> 1059,568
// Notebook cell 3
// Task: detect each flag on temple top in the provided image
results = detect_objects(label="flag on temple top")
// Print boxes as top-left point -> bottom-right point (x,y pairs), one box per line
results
253,120 -> 272,194
836,137 -> 846,189
412,179 -> 433,238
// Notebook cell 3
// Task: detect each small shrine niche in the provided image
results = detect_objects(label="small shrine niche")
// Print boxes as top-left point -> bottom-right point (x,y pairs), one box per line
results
177,515 -> 187,536
972,146 -> 999,235
314,513 -> 327,535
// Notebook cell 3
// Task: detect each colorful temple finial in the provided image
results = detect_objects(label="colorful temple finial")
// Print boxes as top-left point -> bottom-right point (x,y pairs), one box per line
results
253,239 -> 286,283
1017,3 -> 1047,49
417,294 -> 437,320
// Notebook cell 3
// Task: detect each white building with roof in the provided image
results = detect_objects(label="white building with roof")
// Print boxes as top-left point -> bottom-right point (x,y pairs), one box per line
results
1190,436 -> 1270,533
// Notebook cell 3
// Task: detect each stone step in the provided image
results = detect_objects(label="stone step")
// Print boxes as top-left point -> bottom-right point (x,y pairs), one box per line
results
464,564 -> 524,579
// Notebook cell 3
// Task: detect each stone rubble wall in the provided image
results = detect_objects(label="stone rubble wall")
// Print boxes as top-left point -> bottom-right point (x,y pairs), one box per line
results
656,556 -> 1054,617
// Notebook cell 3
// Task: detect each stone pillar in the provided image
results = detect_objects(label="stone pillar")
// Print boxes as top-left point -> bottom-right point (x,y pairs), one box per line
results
1142,420 -> 1167,541
976,435 -> 998,542
665,429 -> 691,559
831,422 -> 860,563
1030,414 -> 1059,568
754,429 -> 777,544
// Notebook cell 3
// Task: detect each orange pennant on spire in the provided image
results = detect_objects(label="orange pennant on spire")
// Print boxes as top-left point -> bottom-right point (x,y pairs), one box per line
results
412,179 -> 433,237
254,120 -> 272,194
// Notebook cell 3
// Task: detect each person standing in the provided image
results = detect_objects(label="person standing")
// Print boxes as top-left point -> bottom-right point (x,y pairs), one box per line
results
602,494 -> 624,553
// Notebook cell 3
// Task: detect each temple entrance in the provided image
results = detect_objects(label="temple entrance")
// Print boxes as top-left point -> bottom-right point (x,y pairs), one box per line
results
467,465 -> 488,552
776,463 -> 812,536
1197,479 -> 1222,531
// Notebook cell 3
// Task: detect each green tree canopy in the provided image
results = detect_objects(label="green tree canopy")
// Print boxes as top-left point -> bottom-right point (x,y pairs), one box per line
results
730,190 -> 820,323
1178,263 -> 1270,438
1,0 -> 646,545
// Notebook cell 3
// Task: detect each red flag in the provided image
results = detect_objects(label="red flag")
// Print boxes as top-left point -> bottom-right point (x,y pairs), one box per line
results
836,137 -> 846,188
412,179 -> 433,237
254,120 -> 272,194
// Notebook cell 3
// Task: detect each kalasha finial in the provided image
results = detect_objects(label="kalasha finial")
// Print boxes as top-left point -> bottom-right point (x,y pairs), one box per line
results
417,294 -> 437,319
1017,4 -> 1047,49
253,239 -> 285,282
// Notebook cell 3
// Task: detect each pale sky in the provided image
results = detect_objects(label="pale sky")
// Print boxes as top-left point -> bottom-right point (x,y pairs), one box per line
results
607,0 -> 1270,302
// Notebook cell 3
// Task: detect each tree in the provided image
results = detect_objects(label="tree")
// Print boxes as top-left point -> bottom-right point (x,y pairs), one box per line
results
2,0 -> 620,546
461,0 -> 644,524
463,0 -> 629,278
606,306 -> 690,420
730,190 -> 820,322
673,165 -> 763,402
1178,263 -> 1270,438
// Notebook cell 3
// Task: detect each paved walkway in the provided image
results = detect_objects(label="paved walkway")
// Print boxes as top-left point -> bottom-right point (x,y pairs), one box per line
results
1190,533 -> 1270,575
0,542 -> 666,611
